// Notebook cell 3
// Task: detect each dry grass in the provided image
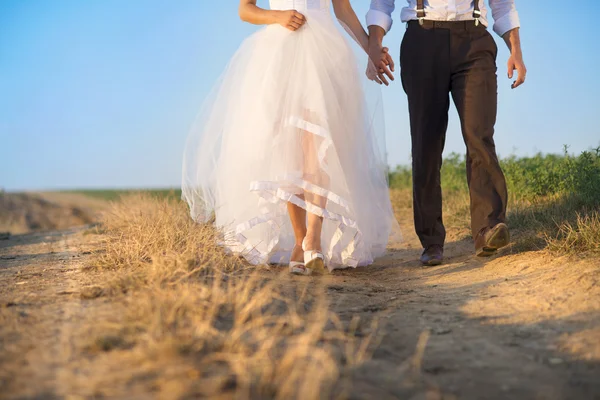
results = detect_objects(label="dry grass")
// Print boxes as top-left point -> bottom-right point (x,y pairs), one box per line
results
73,194 -> 373,399
389,188 -> 471,242
548,211 -> 600,255
390,187 -> 600,255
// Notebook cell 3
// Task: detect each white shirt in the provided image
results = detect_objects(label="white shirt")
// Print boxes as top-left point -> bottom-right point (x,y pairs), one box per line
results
367,0 -> 520,37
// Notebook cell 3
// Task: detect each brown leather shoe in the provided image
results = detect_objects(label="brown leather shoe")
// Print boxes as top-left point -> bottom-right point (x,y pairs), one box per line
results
420,245 -> 444,266
476,223 -> 510,257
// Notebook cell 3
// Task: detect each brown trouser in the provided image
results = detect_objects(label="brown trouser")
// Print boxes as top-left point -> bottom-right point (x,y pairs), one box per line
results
400,20 -> 508,249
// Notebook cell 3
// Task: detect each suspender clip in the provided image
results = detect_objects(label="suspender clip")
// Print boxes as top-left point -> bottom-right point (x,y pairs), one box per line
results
417,9 -> 425,25
473,9 -> 481,26
416,0 -> 426,25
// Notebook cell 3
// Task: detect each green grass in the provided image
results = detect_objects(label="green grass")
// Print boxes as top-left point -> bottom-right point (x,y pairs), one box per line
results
389,146 -> 600,254
63,189 -> 182,202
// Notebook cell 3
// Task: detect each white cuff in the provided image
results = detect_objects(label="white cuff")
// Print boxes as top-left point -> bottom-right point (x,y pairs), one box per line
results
366,9 -> 393,33
493,11 -> 520,37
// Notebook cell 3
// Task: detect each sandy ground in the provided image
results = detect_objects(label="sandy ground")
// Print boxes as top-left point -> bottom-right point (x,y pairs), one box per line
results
0,193 -> 599,399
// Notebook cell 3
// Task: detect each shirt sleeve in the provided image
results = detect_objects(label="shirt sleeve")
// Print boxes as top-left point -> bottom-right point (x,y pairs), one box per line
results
488,0 -> 521,37
366,0 -> 395,33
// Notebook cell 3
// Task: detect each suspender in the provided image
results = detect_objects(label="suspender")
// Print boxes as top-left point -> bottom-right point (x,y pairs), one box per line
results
416,0 -> 482,26
473,0 -> 481,26
416,0 -> 425,25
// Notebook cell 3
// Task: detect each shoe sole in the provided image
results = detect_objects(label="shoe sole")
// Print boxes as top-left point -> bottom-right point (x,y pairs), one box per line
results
422,258 -> 443,267
290,265 -> 310,276
305,258 -> 326,276
476,223 -> 510,257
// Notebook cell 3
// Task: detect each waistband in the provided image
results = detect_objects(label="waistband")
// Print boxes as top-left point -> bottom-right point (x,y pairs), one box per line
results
269,0 -> 328,11
407,20 -> 486,31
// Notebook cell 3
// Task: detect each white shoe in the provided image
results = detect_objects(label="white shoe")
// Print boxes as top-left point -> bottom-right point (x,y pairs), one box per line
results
289,261 -> 310,276
302,238 -> 326,276
289,245 -> 310,276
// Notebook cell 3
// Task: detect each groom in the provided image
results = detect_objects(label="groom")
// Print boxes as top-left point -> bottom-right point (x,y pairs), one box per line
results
367,0 -> 527,265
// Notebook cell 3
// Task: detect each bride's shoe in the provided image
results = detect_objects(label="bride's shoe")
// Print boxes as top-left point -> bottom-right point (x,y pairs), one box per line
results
289,245 -> 309,276
289,261 -> 309,275
302,239 -> 326,276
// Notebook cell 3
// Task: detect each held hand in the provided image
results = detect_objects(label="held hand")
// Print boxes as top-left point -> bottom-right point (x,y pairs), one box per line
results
366,47 -> 390,85
368,44 -> 395,86
507,51 -> 527,89
366,60 -> 380,84
277,10 -> 306,31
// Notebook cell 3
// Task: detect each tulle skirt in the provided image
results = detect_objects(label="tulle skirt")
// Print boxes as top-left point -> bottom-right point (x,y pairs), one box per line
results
182,9 -> 400,270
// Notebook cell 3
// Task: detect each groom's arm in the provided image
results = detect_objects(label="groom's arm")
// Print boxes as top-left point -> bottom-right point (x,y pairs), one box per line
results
488,0 -> 526,88
366,0 -> 395,33
366,0 -> 396,85
503,28 -> 526,88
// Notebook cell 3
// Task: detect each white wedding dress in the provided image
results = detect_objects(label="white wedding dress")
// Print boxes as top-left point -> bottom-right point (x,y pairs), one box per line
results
182,0 -> 400,271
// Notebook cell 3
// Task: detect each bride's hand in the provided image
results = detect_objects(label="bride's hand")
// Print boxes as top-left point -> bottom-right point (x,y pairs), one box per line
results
366,47 -> 390,85
276,10 -> 306,31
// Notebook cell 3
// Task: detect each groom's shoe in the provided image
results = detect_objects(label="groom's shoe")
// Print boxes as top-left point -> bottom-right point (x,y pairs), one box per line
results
476,223 -> 510,257
420,245 -> 444,266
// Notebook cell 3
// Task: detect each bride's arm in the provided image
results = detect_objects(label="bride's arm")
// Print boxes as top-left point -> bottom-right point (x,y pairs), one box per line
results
332,0 -> 369,53
239,0 -> 306,30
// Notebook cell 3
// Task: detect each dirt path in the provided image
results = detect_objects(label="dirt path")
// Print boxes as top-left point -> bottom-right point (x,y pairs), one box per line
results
326,236 -> 600,399
0,192 -> 109,235
0,226 -> 108,398
1,195 -> 599,399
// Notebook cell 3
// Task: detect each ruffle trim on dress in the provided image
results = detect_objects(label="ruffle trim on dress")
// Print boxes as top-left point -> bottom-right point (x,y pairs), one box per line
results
285,116 -> 333,173
220,179 -> 368,270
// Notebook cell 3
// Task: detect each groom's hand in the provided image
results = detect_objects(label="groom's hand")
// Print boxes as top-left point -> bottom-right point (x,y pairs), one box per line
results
368,26 -> 394,86
368,45 -> 395,86
503,28 -> 527,89
507,50 -> 526,89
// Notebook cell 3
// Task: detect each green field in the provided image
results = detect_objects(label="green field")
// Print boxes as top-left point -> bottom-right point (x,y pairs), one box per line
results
62,188 -> 183,202
389,146 -> 600,204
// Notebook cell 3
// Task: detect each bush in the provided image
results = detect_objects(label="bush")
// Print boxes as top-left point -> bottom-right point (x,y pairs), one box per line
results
501,146 -> 600,206
388,146 -> 600,253
390,147 -> 600,203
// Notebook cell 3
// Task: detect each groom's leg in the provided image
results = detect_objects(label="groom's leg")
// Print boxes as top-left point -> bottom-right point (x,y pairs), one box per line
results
450,27 -> 508,243
400,23 -> 452,248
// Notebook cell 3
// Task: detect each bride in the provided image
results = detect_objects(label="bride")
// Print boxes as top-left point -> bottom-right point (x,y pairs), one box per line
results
182,0 -> 400,276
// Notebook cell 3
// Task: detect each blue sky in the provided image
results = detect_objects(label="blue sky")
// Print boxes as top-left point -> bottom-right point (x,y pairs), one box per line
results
1,0 -> 599,191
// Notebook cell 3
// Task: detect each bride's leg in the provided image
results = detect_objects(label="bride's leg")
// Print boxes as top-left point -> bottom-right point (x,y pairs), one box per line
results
301,110 -> 329,252
305,209 -> 323,251
287,195 -> 307,262
305,192 -> 325,252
